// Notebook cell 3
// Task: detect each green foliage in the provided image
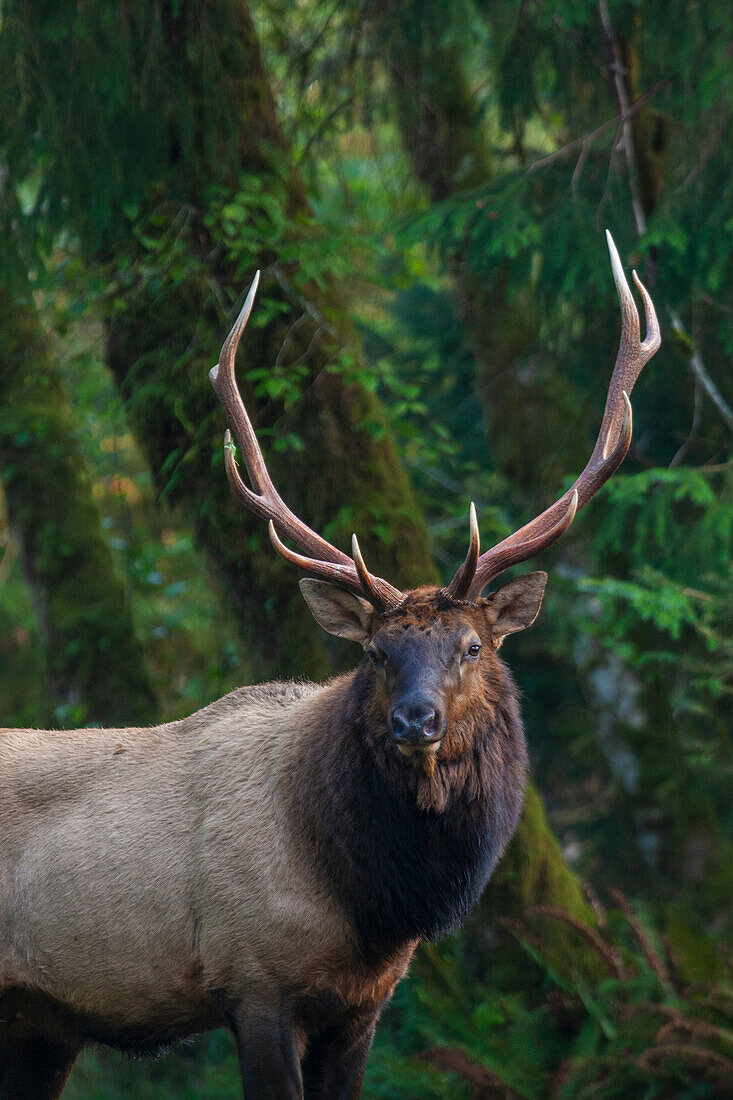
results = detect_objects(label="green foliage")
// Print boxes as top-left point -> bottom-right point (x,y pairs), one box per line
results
0,290 -> 160,725
367,899 -> 733,1100
64,1033 -> 241,1099
562,467 -> 732,931
0,0 -> 730,1094
0,0 -> 265,252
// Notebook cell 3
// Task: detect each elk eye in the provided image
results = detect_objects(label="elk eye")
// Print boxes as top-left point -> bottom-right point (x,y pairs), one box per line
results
466,643 -> 481,660
367,647 -> 385,666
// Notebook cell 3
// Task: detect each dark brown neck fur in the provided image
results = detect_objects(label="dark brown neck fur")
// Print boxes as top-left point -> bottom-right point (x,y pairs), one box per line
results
290,657 -> 527,961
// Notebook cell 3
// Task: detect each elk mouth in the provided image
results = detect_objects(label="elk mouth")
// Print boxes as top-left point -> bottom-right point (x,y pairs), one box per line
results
394,738 -> 443,760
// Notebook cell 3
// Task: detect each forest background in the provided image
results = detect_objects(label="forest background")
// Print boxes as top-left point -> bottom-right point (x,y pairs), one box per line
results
0,1 -> 730,1096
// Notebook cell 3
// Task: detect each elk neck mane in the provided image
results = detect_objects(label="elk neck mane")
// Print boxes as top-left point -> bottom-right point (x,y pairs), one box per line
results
285,654 -> 527,961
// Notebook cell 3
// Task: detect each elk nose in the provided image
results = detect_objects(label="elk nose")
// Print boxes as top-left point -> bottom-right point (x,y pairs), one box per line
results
389,700 -> 442,744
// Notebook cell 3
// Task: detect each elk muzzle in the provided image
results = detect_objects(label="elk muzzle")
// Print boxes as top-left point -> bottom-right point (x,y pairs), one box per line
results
389,694 -> 446,749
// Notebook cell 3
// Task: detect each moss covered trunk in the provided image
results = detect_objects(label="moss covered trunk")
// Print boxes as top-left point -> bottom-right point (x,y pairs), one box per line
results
99,0 -> 434,682
375,0 -> 588,497
466,784 -> 599,985
0,289 -> 158,726
105,270 -> 434,682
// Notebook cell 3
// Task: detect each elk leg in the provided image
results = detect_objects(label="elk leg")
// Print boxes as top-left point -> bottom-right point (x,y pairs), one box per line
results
227,1003 -> 303,1099
301,1008 -> 379,1100
0,1033 -> 80,1100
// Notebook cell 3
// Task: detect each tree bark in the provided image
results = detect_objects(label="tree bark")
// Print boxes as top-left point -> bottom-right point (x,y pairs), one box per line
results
0,288 -> 158,726
375,0 -> 589,497
98,0 -> 435,681
467,783 -> 599,984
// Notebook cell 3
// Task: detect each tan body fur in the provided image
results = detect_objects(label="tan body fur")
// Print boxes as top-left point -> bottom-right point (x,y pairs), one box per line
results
0,678 -> 411,1051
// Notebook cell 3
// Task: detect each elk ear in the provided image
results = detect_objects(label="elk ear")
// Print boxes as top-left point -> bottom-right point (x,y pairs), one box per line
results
485,571 -> 547,646
299,579 -> 376,645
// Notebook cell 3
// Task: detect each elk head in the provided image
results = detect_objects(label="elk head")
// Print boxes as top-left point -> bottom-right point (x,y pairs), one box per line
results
209,232 -> 660,757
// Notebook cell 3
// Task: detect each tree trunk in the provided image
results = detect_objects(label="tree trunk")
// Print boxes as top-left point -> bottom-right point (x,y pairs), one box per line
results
105,265 -> 434,681
376,0 -> 588,497
0,288 -> 158,726
98,0 -> 435,682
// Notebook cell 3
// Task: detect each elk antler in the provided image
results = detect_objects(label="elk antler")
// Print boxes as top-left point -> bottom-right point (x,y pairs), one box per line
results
209,272 -> 403,612
446,231 -> 661,602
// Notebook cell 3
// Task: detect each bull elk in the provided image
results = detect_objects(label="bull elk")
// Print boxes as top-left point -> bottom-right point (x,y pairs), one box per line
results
0,233 -> 660,1098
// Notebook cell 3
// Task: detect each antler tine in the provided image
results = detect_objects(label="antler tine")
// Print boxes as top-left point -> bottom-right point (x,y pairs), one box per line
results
213,273 -> 344,562
444,502 -> 480,600
633,270 -> 661,356
595,231 -> 659,463
352,534 -> 403,608
267,522 -> 358,584
267,524 -> 402,610
211,272 -> 271,498
211,273 -> 403,611
466,491 -> 578,593
458,232 -> 660,601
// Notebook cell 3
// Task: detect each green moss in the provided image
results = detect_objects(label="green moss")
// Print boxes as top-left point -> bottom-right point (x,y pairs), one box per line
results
98,0 -> 434,680
467,782 -> 602,988
664,905 -> 729,985
493,784 -> 593,917
0,290 -> 158,726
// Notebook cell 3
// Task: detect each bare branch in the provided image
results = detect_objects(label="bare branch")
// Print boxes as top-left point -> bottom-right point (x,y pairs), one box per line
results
670,310 -> 733,433
527,80 -> 669,176
598,0 -> 648,236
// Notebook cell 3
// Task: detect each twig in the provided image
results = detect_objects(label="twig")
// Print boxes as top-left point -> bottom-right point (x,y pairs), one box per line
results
571,136 -> 592,199
286,0 -> 346,83
637,1042 -> 733,1082
598,1 -> 648,236
496,916 -> 547,957
580,878 -> 609,929
669,310 -> 733,433
694,462 -> 733,473
674,100 -> 727,194
657,1017 -> 733,1051
610,889 -> 671,986
526,81 -> 668,175
669,380 -> 702,467
296,93 -> 355,166
266,262 -> 346,347
621,1002 -> 682,1023
418,1047 -> 523,1099
0,528 -> 18,587
274,311 -> 310,369
596,5 -> 732,437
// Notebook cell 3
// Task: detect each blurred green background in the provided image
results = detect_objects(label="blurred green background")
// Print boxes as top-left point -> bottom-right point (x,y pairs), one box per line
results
0,1 -> 730,1096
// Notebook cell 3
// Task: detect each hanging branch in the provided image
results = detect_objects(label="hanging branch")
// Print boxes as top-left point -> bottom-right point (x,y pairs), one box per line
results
669,311 -> 733,432
598,0 -> 648,236
526,80 -> 668,176
598,2 -> 732,438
